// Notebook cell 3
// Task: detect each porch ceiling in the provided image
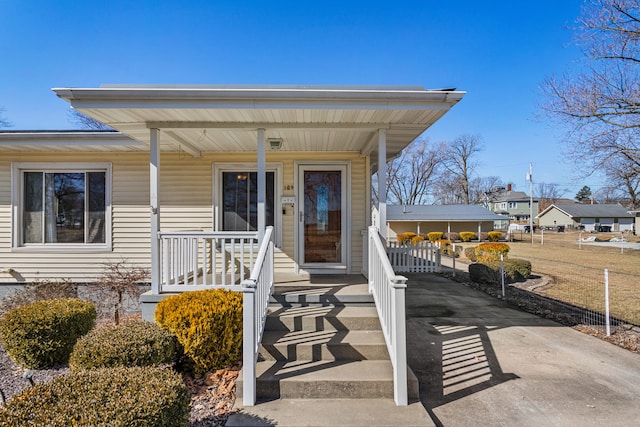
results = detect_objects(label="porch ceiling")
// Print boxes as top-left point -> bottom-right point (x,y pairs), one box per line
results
52,85 -> 465,166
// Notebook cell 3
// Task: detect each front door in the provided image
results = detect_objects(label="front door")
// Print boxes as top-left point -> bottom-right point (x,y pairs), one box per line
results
298,164 -> 348,271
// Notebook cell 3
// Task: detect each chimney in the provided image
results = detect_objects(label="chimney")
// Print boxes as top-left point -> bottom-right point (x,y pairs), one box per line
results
507,183 -> 512,191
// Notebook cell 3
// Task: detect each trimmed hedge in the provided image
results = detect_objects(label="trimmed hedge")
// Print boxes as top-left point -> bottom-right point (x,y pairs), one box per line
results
503,258 -> 532,282
155,289 -> 243,374
427,232 -> 444,242
469,258 -> 532,285
69,321 -> 178,371
464,247 -> 477,261
0,366 -> 190,426
0,298 -> 96,369
487,231 -> 502,242
445,232 -> 460,242
396,232 -> 416,244
474,242 -> 510,263
459,231 -> 476,242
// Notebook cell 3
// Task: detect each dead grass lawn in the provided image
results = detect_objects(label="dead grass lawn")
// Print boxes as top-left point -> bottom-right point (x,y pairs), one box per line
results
459,231 -> 640,325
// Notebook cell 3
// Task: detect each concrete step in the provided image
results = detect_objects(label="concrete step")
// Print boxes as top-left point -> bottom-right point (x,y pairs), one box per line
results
226,398 -> 434,427
271,282 -> 374,306
265,305 -> 381,332
237,360 -> 419,400
260,329 -> 388,361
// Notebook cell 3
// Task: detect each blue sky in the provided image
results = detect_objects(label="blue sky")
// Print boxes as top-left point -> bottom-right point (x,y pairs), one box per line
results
0,0 -> 594,198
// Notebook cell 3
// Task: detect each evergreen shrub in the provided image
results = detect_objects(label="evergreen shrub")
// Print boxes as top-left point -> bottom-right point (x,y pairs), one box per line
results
487,231 -> 502,242
474,242 -> 510,263
69,320 -> 178,371
0,366 -> 189,426
0,298 -> 95,369
459,231 -> 476,242
155,289 -> 243,374
464,247 -> 477,261
396,232 -> 416,244
427,232 -> 444,242
411,235 -> 425,245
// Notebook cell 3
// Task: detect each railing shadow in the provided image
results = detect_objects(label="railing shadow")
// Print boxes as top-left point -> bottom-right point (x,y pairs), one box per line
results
255,278 -> 370,402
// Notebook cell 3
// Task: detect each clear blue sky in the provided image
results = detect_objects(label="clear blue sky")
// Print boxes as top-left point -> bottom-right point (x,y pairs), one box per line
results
0,0 -> 595,198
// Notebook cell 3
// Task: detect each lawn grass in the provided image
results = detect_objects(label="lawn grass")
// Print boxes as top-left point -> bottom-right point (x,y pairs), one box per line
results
459,230 -> 640,325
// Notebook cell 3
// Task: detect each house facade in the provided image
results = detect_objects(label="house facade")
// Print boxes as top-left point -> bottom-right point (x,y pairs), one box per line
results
0,85 -> 466,407
536,203 -> 635,232
0,85 -> 464,284
380,204 -> 507,241
486,185 -> 538,224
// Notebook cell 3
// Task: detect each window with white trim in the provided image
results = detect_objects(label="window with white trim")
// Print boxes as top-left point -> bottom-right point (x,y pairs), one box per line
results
221,171 -> 275,231
14,164 -> 111,247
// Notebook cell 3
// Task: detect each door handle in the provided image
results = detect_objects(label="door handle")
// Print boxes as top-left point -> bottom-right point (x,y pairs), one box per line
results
299,210 -> 303,222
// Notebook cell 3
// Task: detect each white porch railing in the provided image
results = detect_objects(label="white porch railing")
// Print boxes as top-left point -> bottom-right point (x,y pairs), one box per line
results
158,230 -> 259,292
368,226 -> 408,406
241,226 -> 274,406
387,240 -> 441,273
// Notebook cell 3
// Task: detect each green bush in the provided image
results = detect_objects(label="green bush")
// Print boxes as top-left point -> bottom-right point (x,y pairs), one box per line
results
464,247 -> 477,261
503,258 -> 532,282
0,278 -> 77,317
469,258 -> 532,285
427,232 -> 444,242
0,298 -> 95,369
459,231 -> 476,242
69,321 -> 178,371
0,366 -> 189,426
487,231 -> 502,242
469,263 -> 500,284
155,289 -> 243,375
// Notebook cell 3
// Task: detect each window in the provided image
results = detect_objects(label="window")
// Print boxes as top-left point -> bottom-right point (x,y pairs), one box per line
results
508,201 -> 517,209
221,171 -> 275,231
14,164 -> 111,248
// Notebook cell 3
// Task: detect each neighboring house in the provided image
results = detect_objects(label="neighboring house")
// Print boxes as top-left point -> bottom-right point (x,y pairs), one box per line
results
486,185 -> 539,223
536,203 -> 635,232
379,204 -> 508,241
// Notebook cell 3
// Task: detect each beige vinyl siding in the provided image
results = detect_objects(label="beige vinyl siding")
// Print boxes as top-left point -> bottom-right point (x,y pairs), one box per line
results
0,150 -> 369,283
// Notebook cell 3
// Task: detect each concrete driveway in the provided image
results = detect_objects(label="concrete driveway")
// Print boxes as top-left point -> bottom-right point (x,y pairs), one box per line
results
405,273 -> 640,427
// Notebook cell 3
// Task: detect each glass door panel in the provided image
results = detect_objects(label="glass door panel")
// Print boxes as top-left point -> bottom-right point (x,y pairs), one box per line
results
302,169 -> 343,264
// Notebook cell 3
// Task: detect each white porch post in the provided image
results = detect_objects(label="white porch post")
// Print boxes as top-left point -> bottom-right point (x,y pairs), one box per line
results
478,222 -> 482,241
378,129 -> 387,241
257,128 -> 266,241
150,128 -> 161,294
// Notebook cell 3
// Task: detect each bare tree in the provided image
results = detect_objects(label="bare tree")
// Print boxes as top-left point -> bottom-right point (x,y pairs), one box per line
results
470,176 -> 505,205
536,183 -> 566,211
541,0 -> 640,179
0,108 -> 12,128
440,134 -> 483,204
68,109 -> 112,130
601,154 -> 640,207
372,138 -> 444,205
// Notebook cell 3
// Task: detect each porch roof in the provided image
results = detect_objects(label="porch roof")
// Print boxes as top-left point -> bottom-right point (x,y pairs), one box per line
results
51,85 -> 465,167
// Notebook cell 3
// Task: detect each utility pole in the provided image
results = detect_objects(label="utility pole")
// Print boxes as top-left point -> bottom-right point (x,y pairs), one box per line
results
527,163 -> 533,244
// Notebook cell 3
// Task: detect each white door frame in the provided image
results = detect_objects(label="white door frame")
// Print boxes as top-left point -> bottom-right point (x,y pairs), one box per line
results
295,161 -> 350,274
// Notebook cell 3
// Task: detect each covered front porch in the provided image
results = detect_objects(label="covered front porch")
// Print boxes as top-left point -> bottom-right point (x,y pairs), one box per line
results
54,85 -> 464,406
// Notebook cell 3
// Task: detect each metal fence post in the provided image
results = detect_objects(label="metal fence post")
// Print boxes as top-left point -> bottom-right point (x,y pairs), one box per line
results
604,269 -> 611,337
500,253 -> 505,298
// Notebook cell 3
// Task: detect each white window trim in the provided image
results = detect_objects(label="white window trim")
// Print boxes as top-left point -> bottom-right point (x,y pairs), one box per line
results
212,162 -> 283,248
11,162 -> 113,252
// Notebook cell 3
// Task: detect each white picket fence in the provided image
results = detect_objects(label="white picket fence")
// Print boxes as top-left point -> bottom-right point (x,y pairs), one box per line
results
387,240 -> 441,273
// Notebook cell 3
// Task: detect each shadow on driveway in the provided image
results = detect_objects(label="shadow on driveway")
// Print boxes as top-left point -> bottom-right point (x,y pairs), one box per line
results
405,272 -> 640,427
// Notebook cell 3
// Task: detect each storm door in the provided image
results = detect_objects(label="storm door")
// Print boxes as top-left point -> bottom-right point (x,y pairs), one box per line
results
298,164 -> 347,269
